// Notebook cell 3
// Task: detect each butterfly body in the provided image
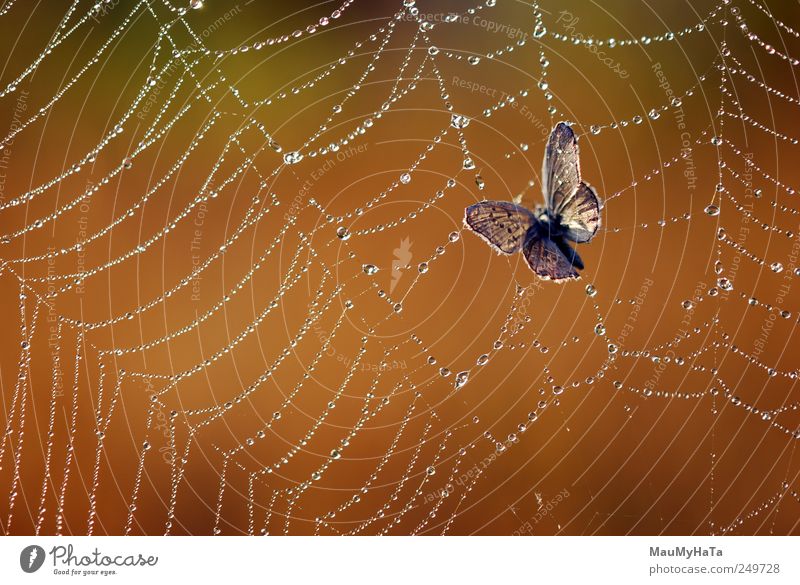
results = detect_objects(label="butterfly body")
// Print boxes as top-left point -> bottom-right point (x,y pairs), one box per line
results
464,122 -> 600,282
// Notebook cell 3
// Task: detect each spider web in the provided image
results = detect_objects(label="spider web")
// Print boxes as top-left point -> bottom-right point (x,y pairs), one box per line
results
0,0 -> 799,535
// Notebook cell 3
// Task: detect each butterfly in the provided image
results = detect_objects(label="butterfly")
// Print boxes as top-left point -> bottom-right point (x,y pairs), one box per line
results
464,122 -> 601,282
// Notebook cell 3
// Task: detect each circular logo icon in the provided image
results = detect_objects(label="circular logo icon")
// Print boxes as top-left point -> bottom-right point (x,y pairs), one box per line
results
20,545 -> 46,573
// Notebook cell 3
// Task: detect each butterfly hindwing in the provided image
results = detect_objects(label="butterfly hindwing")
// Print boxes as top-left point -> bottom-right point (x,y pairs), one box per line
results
554,236 -> 584,270
464,201 -> 536,254
542,122 -> 581,214
559,181 -> 601,243
524,228 -> 580,282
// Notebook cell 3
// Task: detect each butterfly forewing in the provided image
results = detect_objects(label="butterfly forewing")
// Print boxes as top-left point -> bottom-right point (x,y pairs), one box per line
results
464,201 -> 536,254
543,123 -> 601,244
542,122 -> 581,213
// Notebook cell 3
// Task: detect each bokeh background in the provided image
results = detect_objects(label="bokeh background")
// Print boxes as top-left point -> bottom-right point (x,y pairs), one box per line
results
0,0 -> 799,535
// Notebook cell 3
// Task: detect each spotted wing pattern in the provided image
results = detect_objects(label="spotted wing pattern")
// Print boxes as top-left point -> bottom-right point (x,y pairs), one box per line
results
464,201 -> 536,254
524,229 -> 580,282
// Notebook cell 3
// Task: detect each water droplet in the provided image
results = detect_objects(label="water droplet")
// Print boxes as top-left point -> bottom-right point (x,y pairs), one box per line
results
717,277 -> 733,291
362,264 -> 378,275
439,367 -> 451,377
448,231 -> 460,242
594,324 -> 606,335
533,23 -> 546,38
336,226 -> 350,240
467,56 -> 480,65
608,343 -> 618,354
590,125 -> 601,135
477,354 -> 489,366
454,371 -> 470,389
283,151 -> 303,164
450,114 -> 470,129
770,262 -> 784,273
426,466 -> 436,476
705,204 -> 720,216
400,172 -> 411,184
585,284 -> 597,297
418,262 -> 428,273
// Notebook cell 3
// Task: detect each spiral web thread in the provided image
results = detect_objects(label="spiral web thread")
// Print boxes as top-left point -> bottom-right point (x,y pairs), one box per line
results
0,0 -> 798,535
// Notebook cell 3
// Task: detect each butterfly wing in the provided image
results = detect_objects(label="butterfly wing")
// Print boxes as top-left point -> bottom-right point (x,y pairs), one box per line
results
464,201 -> 536,254
559,181 -> 601,243
554,236 -> 584,270
542,122 -> 581,214
542,123 -> 601,243
524,229 -> 580,282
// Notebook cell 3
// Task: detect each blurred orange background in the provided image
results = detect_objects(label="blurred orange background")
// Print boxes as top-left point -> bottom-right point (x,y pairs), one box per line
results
0,0 -> 799,535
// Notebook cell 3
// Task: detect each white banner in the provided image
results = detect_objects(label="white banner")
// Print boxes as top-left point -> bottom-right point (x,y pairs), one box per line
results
1,536 -> 798,584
